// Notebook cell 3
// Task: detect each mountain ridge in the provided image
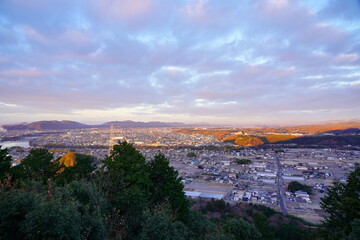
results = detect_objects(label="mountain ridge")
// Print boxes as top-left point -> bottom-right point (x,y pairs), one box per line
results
2,120 -> 193,130
2,119 -> 360,132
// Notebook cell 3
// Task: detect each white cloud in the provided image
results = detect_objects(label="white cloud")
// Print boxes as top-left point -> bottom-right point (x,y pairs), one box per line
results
0,102 -> 18,107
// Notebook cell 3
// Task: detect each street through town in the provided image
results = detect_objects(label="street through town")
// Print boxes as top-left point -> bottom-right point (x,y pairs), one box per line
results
276,154 -> 288,215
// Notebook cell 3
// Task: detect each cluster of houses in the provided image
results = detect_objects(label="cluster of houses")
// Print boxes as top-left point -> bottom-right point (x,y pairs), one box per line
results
230,190 -> 278,204
286,190 -> 312,203
314,183 -> 328,193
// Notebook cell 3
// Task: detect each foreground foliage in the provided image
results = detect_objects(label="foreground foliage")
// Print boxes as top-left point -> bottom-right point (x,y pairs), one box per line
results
321,168 -> 360,239
0,180 -> 108,240
1,142 -> 354,239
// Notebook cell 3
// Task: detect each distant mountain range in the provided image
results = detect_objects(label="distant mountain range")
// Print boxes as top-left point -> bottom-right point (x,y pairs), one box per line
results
2,120 -> 90,131
1,120 -> 192,131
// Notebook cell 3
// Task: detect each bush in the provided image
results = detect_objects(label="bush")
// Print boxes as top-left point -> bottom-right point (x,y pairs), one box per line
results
287,181 -> 312,195
0,181 -> 108,240
235,159 -> 252,165
0,190 -> 41,240
187,152 -> 197,158
21,199 -> 83,240
223,218 -> 261,240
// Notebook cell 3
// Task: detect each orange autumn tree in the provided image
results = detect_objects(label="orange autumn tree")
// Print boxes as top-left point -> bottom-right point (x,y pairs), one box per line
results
59,152 -> 76,167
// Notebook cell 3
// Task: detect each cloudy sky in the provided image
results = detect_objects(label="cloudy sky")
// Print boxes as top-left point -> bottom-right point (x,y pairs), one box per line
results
0,0 -> 359,125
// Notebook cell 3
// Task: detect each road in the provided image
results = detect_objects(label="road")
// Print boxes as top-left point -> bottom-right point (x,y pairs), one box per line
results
275,155 -> 288,215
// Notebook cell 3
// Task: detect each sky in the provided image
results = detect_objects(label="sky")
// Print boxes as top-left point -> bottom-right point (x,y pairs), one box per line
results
0,0 -> 360,125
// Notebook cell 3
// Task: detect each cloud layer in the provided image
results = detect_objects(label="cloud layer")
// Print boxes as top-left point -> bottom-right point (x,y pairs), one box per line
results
0,0 -> 359,124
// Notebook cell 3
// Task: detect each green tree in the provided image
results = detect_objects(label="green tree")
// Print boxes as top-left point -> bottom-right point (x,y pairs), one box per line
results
0,190 -> 41,240
74,154 -> 96,176
147,154 -> 189,220
59,180 -> 110,220
204,199 -> 231,214
223,217 -> 261,240
342,219 -> 360,240
103,141 -> 150,192
275,221 -> 314,240
20,198 -> 83,240
140,206 -> 190,240
235,159 -> 252,165
103,141 -> 151,239
253,213 -> 274,240
184,211 -> 222,240
0,180 -> 108,240
0,147 -> 12,180
18,148 -> 59,184
288,181 -> 312,195
115,188 -> 148,239
52,181 -> 108,240
321,168 -> 360,239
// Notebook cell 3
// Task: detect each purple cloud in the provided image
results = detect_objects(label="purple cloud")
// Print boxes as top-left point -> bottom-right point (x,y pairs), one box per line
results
0,0 -> 359,124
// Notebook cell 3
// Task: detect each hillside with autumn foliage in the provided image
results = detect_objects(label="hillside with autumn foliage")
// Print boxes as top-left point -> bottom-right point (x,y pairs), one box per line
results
175,121 -> 360,147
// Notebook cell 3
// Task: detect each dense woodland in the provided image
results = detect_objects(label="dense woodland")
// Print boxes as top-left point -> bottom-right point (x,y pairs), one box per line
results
0,142 -> 359,240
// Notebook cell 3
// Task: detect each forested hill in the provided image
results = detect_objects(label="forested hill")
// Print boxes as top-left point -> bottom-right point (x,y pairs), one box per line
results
274,134 -> 360,147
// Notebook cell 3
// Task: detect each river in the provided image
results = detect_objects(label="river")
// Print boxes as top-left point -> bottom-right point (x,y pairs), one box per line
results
0,136 -> 37,149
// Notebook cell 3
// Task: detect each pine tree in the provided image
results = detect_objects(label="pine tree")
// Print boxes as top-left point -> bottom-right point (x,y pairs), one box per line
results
147,154 -> 189,220
0,147 -> 12,180
19,148 -> 59,184
103,141 -> 150,192
321,168 -> 360,239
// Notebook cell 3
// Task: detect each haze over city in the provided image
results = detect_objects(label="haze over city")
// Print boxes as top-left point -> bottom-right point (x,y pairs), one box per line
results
0,0 -> 359,125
